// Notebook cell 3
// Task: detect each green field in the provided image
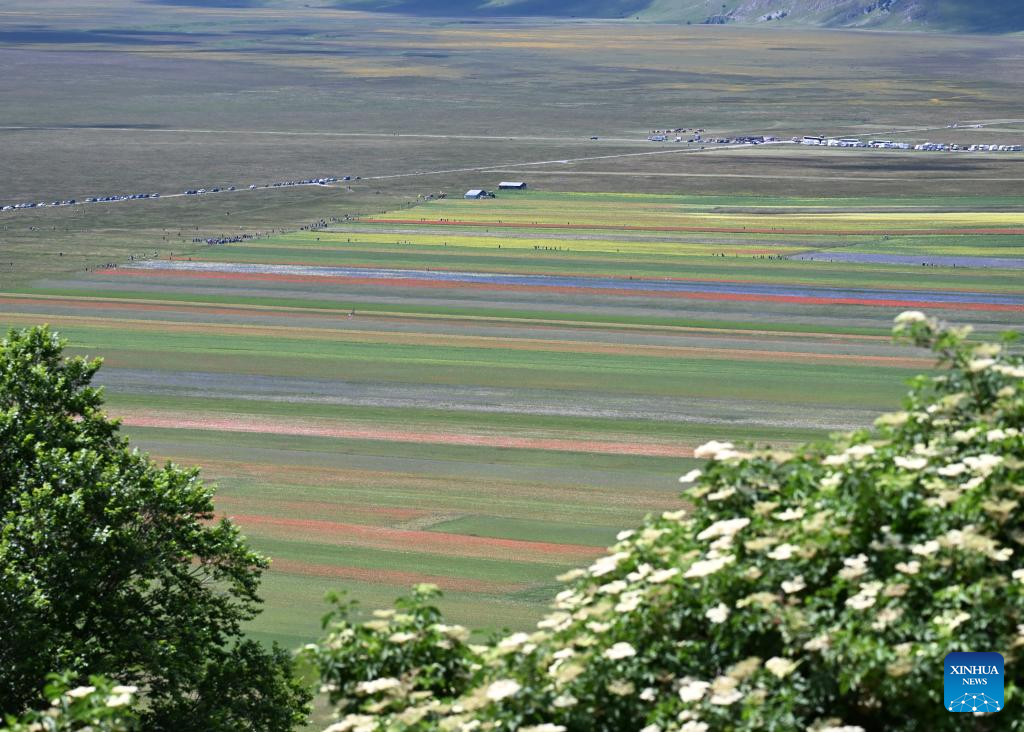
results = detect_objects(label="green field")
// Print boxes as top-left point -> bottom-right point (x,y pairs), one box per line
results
3,189 -> 1022,649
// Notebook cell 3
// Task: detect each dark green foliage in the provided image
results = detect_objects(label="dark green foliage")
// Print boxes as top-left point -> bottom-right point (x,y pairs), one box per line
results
0,326 -> 310,730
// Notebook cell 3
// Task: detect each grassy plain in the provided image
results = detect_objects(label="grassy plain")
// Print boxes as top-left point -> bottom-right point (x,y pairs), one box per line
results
1,2 -> 1023,653
4,188 -> 1023,647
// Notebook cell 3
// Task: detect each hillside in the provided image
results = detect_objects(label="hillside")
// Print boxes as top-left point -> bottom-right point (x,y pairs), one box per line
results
324,0 -> 1024,32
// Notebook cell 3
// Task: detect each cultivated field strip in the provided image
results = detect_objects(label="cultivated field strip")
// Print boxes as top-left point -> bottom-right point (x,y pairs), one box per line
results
3,190 -> 1022,645
116,261 -> 1024,311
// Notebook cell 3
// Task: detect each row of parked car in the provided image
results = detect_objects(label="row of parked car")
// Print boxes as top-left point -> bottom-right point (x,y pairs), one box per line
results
1,192 -> 161,211
2,174 -> 356,213
269,176 -> 346,188
185,186 -> 236,195
185,176 -> 350,196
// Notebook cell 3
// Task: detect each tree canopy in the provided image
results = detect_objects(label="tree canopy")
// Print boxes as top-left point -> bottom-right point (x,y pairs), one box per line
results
302,314 -> 1024,731
0,326 -> 310,730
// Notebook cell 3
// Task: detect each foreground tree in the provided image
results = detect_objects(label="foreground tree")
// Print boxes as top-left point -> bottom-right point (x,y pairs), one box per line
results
303,314 -> 1024,731
0,327 -> 310,730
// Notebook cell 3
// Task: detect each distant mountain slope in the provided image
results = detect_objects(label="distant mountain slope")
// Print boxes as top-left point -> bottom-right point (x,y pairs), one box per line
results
327,0 -> 1024,32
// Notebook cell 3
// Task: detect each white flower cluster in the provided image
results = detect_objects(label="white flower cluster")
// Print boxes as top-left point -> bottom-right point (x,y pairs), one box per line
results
62,683 -> 137,710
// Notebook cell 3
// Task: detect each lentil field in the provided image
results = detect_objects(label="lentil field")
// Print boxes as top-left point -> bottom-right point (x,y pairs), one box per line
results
3,190 -> 1022,647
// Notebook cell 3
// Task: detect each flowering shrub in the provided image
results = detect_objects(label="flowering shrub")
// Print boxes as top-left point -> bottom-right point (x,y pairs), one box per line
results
304,585 -> 484,727
1,674 -> 137,731
304,314 -> 1023,732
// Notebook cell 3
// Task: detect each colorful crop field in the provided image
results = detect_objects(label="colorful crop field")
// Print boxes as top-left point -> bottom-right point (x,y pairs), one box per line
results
3,191 -> 1022,648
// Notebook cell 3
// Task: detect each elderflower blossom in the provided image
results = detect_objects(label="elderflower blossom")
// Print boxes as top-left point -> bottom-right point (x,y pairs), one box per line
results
894,311 -> 927,325
846,594 -> 876,611
992,547 -> 1014,562
589,552 -> 630,578
356,678 -> 402,695
677,678 -> 710,703
876,411 -> 910,427
648,567 -> 680,584
774,507 -> 805,522
606,680 -> 634,696
537,613 -> 571,632
821,472 -> 843,490
934,612 -> 971,633
627,563 -> 653,582
325,715 -> 376,732
894,456 -> 928,471
486,679 -> 521,701
684,555 -> 734,578
708,676 -> 742,706
952,428 -> 978,443
615,591 -> 643,613
993,364 -> 1024,378
804,634 -> 831,652
696,517 -> 750,541
435,623 -> 471,642
707,487 -> 737,501
845,582 -> 883,610
693,440 -> 734,459
782,575 -> 807,594
679,469 -> 702,483
963,454 -> 1002,477
765,657 -> 799,679
556,568 -> 587,582
767,543 -> 799,561
911,540 -> 940,556
498,632 -> 531,651
705,603 -> 730,624
838,554 -> 869,580
872,606 -> 903,630
604,642 -> 637,660
845,444 -> 876,461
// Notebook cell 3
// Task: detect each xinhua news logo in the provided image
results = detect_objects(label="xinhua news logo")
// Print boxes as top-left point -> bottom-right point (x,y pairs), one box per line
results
944,652 -> 1004,713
